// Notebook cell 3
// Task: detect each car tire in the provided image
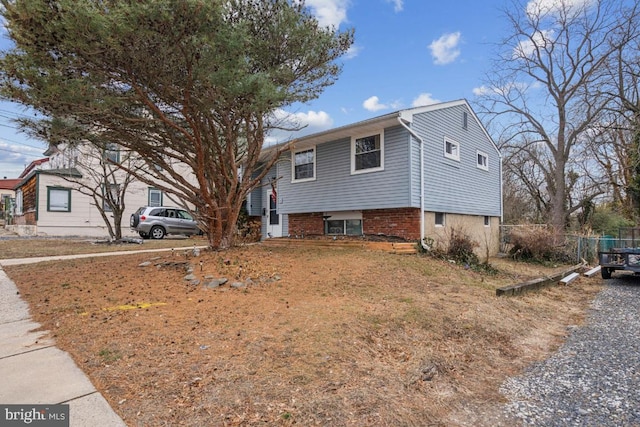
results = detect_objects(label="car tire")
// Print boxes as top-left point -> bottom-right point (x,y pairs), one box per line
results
139,231 -> 149,239
150,226 -> 165,240
601,267 -> 612,279
130,213 -> 140,228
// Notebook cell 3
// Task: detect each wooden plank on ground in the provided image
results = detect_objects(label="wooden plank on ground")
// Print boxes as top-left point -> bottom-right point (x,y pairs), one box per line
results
560,272 -> 580,285
583,266 -> 601,277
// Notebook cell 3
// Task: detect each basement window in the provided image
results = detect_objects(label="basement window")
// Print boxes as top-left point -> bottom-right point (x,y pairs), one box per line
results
324,211 -> 363,235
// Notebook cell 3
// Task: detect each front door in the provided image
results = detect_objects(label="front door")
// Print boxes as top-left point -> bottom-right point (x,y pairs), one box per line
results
265,183 -> 282,238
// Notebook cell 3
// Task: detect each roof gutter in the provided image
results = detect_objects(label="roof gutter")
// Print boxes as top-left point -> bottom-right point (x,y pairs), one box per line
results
397,116 -> 429,251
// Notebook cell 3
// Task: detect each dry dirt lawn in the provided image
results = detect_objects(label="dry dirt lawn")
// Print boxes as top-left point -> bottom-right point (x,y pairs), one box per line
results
3,243 -> 602,426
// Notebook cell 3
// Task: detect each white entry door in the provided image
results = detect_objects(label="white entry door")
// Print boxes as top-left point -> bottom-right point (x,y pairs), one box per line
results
265,184 -> 282,238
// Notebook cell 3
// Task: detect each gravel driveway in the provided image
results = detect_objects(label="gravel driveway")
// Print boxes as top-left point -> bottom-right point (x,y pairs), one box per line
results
500,274 -> 640,426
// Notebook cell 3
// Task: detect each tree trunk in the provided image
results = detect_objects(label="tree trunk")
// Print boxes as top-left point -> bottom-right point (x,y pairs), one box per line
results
113,211 -> 123,240
550,154 -> 567,244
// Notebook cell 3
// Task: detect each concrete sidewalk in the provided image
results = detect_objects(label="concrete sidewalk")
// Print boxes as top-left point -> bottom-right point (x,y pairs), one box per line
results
0,260 -> 129,426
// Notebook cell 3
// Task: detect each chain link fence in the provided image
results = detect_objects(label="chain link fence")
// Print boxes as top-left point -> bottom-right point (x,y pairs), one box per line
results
500,225 -> 640,265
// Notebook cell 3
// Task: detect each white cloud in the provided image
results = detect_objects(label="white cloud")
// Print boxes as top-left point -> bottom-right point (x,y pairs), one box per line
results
472,81 -> 541,97
0,141 -> 44,178
305,0 -> 349,28
386,0 -> 403,12
513,29 -> 555,58
363,96 -> 388,112
472,85 -> 493,96
344,44 -> 361,59
265,109 -> 334,145
362,96 -> 403,112
291,110 -> 333,128
411,93 -> 440,107
428,32 -> 462,65
270,108 -> 333,129
526,0 -> 594,18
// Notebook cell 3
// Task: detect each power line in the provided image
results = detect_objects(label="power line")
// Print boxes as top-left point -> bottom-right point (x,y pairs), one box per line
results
0,136 -> 47,150
0,146 -> 43,158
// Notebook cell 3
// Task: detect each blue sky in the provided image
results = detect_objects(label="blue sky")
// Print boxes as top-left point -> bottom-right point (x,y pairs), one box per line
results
0,0 -> 512,178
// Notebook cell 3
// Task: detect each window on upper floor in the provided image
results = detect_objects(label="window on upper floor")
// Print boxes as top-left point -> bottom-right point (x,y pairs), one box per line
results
103,184 -> 120,212
148,188 -> 163,207
292,147 -> 316,182
104,142 -> 120,164
47,187 -> 71,212
477,151 -> 488,171
352,133 -> 384,174
444,137 -> 460,161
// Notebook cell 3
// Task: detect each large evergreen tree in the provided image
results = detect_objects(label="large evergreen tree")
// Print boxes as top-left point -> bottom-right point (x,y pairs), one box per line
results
0,0 -> 353,249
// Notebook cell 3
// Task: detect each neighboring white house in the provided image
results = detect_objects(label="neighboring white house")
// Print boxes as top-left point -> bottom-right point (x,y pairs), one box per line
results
10,142 -> 171,237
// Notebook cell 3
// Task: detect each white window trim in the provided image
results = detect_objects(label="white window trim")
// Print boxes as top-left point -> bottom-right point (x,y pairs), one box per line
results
148,188 -> 163,207
435,212 -> 445,227
477,150 -> 489,171
291,146 -> 317,183
484,216 -> 491,227
47,187 -> 71,212
444,137 -> 460,161
351,132 -> 384,175
15,189 -> 23,215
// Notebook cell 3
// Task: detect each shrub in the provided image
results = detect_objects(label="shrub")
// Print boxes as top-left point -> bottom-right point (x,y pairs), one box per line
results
447,228 -> 479,266
422,228 -> 497,273
507,227 -> 568,262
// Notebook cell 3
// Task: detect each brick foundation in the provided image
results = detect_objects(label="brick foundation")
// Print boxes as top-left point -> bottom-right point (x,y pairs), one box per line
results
288,212 -> 325,237
14,211 -> 36,226
363,208 -> 421,240
288,208 -> 422,240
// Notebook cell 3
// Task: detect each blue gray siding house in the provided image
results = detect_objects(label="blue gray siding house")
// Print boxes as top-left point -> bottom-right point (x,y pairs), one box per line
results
250,99 -> 502,258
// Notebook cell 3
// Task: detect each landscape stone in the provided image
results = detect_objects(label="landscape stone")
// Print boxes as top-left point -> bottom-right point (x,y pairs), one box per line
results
189,279 -> 201,286
231,282 -> 246,289
138,261 -> 151,267
204,278 -> 228,289
184,274 -> 196,281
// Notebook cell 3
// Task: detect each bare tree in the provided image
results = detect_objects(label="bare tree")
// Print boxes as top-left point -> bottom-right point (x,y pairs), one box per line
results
475,0 -> 637,231
43,140 -> 140,240
600,22 -> 640,219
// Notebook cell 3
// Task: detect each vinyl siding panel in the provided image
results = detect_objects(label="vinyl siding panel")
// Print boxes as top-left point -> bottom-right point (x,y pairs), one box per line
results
413,104 -> 501,216
278,126 -> 412,214
248,171 -> 263,216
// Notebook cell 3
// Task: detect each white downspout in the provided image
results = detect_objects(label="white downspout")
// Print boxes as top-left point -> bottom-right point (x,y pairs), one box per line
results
397,116 -> 430,251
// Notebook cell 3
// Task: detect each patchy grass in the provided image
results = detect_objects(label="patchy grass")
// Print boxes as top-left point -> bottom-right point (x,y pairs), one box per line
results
3,244 -> 601,426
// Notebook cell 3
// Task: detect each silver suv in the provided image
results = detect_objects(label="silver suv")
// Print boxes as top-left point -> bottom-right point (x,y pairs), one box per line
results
130,206 -> 200,239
